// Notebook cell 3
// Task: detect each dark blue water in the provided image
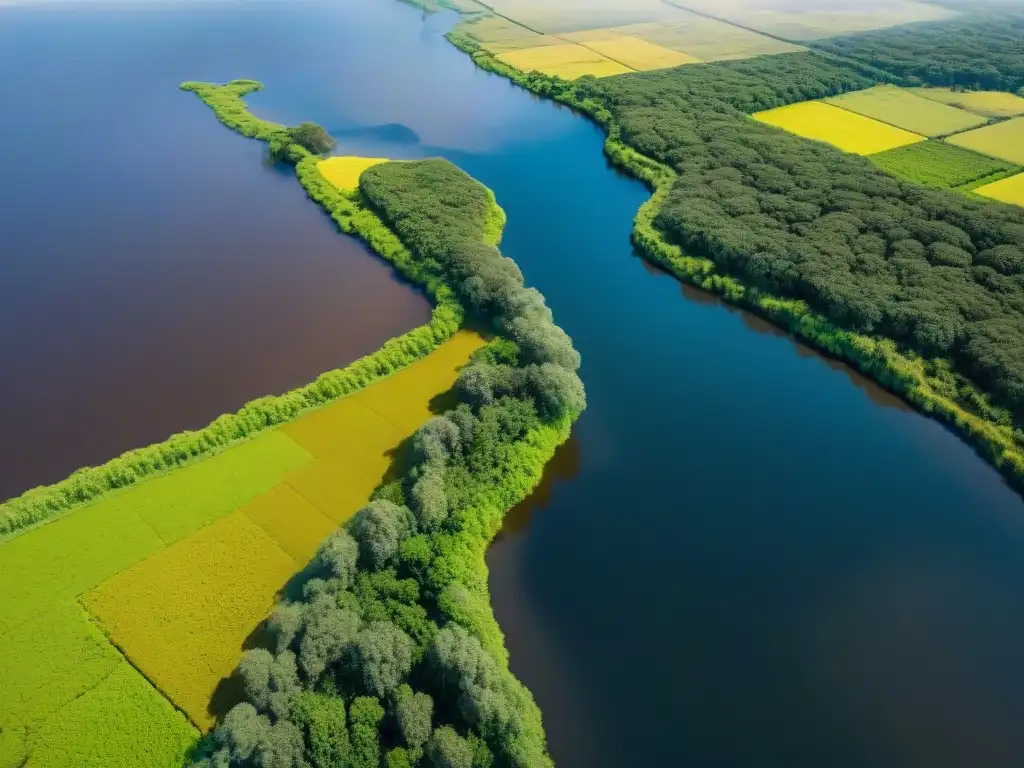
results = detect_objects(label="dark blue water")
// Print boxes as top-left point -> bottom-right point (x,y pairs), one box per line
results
2,1 -> 1024,766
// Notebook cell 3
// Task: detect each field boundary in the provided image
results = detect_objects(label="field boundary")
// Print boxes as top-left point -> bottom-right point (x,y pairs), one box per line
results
441,26 -> 1024,492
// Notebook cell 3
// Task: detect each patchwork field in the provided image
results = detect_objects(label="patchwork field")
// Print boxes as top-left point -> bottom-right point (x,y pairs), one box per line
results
753,101 -> 925,155
0,330 -> 484,763
664,0 -> 955,40
482,0 -> 687,34
456,16 -> 561,54
975,172 -> 1024,207
316,156 -> 389,191
946,118 -> 1024,165
870,140 -> 1017,188
824,85 -> 988,138
563,33 -> 699,71
496,43 -> 633,80
910,88 -> 1024,119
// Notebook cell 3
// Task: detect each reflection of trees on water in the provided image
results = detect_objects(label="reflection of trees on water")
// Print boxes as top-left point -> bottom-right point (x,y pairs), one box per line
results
495,437 -> 581,540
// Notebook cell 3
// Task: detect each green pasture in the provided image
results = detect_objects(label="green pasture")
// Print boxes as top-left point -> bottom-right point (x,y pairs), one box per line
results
870,140 -> 1017,188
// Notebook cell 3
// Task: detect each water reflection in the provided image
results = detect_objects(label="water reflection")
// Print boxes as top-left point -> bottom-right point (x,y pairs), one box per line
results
494,438 -> 581,540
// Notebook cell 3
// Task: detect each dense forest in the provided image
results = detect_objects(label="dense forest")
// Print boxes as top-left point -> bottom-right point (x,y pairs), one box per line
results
814,12 -> 1024,92
190,150 -> 584,767
560,52 -> 1024,418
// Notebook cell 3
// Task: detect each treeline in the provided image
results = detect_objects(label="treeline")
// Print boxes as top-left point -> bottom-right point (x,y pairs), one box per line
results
562,53 -> 1024,419
182,100 -> 583,766
814,12 -> 1024,92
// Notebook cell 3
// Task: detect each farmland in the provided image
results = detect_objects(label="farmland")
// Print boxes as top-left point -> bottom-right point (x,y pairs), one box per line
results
0,325 -> 484,761
481,0 -> 685,34
564,34 -> 699,71
824,85 -> 987,137
946,118 -> 1024,165
870,140 -> 1017,188
909,88 -> 1024,119
316,156 -> 389,192
975,173 -> 1024,207
753,101 -> 925,155
496,43 -> 633,80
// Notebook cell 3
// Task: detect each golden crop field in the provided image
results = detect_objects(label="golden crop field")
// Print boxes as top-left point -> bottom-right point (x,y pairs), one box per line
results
572,16 -> 804,62
240,483 -> 337,562
909,88 -> 1024,119
946,118 -> 1024,165
560,33 -> 700,70
483,0 -> 687,34
456,16 -> 562,54
83,511 -> 298,730
316,156 -> 389,192
496,43 -> 634,79
753,101 -> 926,156
825,85 -> 987,138
669,0 -> 953,40
974,172 -> 1024,207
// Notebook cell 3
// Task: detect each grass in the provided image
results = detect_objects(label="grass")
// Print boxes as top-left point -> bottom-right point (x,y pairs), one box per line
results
974,172 -> 1024,207
83,512 -> 298,731
562,33 -> 700,70
870,140 -> 1016,188
316,156 -> 389,192
946,117 -> 1024,165
910,88 -> 1024,119
497,43 -> 634,79
753,101 -> 926,156
824,85 -> 987,138
26,662 -> 198,768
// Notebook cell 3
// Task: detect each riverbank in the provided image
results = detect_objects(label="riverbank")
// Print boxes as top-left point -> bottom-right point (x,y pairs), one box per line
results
439,23 -> 1024,495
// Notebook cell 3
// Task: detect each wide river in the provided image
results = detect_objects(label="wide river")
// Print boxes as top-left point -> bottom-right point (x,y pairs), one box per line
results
3,0 -> 1024,765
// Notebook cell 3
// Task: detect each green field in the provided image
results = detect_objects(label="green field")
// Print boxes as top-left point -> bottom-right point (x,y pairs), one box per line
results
946,117 -> 1024,165
825,85 -> 988,137
910,88 -> 1024,119
870,140 -> 1017,188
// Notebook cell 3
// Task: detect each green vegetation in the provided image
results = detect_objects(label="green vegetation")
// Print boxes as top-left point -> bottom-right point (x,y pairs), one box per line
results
288,122 -> 336,155
814,12 -> 1024,92
870,140 -> 1017,188
175,85 -> 582,768
444,33 -> 1024,489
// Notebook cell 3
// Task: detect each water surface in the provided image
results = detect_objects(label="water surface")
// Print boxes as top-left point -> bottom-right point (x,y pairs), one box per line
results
3,1 -> 1024,765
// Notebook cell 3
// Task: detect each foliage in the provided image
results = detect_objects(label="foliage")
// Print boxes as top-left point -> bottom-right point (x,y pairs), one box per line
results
814,13 -> 1024,92
446,27 -> 1024,489
287,122 -> 336,155
869,140 -> 1017,188
188,88 -> 581,768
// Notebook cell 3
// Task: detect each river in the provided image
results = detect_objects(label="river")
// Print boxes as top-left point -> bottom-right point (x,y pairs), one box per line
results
2,1 -> 1024,766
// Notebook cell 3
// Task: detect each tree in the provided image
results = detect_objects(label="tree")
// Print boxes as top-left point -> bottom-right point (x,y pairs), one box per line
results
298,600 -> 361,682
292,691 -> 350,768
315,531 -> 359,588
425,727 -> 473,768
350,500 -> 417,570
396,686 -> 434,750
348,697 -> 385,768
409,467 -> 449,531
238,648 -> 300,719
351,621 -> 415,699
287,122 -> 336,154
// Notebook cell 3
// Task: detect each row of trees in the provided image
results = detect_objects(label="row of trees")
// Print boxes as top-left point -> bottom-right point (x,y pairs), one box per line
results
191,156 -> 584,767
572,51 -> 1024,417
814,11 -> 1024,92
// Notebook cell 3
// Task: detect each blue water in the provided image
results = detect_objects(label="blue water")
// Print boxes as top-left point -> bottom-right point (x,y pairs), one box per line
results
2,0 -> 1023,765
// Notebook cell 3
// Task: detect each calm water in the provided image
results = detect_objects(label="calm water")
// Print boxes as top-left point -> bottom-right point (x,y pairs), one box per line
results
4,1 -> 1024,765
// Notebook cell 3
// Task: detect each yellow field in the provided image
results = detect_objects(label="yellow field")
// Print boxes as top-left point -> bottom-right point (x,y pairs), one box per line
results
497,43 -> 634,79
571,16 -> 803,62
946,118 -> 1024,165
824,85 -> 987,138
910,88 -> 1024,119
72,330 -> 483,731
84,511 -> 298,730
753,101 -> 926,155
974,172 -> 1024,207
668,0 -> 954,40
316,156 -> 389,192
457,16 -> 563,54
561,33 -> 700,70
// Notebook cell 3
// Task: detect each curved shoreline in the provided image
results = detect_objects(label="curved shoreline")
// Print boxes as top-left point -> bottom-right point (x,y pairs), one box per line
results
442,26 -> 1024,495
